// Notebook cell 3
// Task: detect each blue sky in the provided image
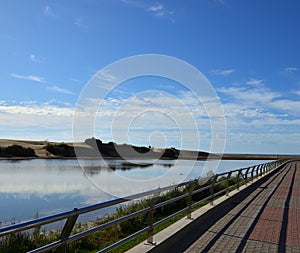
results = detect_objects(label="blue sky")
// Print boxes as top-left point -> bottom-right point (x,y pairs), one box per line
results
1,0 -> 300,154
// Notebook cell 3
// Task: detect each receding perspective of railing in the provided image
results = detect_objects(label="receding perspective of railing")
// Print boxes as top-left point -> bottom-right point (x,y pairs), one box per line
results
0,159 -> 289,253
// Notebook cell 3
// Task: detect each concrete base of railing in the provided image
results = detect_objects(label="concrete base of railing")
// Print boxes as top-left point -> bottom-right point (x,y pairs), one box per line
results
127,163 -> 285,253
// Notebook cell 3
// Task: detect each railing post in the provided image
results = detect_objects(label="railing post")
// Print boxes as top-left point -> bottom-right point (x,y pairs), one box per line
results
56,209 -> 79,253
256,165 -> 260,178
146,188 -> 161,245
226,171 -> 232,196
210,175 -> 218,205
187,180 -> 197,219
244,167 -> 250,185
237,169 -> 242,190
260,164 -> 264,177
251,166 -> 255,181
264,164 -> 268,174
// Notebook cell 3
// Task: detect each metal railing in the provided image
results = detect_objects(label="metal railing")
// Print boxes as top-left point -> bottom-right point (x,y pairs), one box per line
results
0,159 -> 289,253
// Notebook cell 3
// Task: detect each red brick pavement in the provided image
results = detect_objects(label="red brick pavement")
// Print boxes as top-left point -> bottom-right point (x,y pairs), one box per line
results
185,161 -> 300,253
250,162 -> 300,245
287,209 -> 300,245
249,207 -> 284,243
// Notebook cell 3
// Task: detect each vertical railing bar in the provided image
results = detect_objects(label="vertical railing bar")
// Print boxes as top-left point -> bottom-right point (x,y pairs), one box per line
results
236,169 -> 242,190
260,164 -> 265,177
146,188 -> 161,245
251,166 -> 255,181
186,180 -> 197,219
244,167 -> 251,185
210,175 -> 218,205
226,171 -> 233,196
56,209 -> 79,253
256,165 -> 260,178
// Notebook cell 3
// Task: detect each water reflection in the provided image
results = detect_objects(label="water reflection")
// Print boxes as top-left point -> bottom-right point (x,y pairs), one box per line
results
0,159 -> 267,223
82,161 -> 156,176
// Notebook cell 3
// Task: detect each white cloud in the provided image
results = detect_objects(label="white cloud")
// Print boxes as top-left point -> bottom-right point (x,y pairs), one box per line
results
10,73 -> 47,83
74,18 -> 88,30
30,54 -> 45,63
69,78 -> 82,83
148,4 -> 165,16
292,90 -> 300,96
218,86 -> 280,104
283,67 -> 298,73
271,99 -> 300,115
219,85 -> 300,117
43,5 -> 53,16
97,70 -> 119,83
148,4 -> 163,12
246,78 -> 264,86
47,86 -> 75,95
10,73 -> 75,95
0,104 -> 74,117
121,0 -> 174,19
2,82 -> 300,154
215,82 -> 300,153
210,69 -> 235,76
0,101 -> 75,141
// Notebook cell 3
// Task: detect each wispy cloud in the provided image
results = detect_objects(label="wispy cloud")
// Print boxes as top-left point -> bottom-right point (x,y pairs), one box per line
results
29,54 -> 45,63
218,86 -> 280,105
1,82 -> 300,153
210,69 -> 235,76
246,78 -> 264,86
292,90 -> 300,96
0,103 -> 74,117
0,101 -> 75,141
120,0 -> 143,9
11,73 -> 74,95
47,86 -> 75,95
121,0 -> 174,20
69,78 -> 82,83
74,18 -> 88,30
43,5 -> 53,16
216,83 -> 300,153
10,73 -> 47,84
148,4 -> 165,16
283,67 -> 298,73
218,84 -> 300,117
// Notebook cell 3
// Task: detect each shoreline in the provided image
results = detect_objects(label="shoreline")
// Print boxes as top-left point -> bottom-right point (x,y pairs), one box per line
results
1,154 -> 298,161
1,138 -> 299,161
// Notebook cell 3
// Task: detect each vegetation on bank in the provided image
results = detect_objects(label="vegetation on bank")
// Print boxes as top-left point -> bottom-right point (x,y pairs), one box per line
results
0,175 -> 242,253
0,145 -> 36,157
84,137 -> 156,158
45,143 -> 76,157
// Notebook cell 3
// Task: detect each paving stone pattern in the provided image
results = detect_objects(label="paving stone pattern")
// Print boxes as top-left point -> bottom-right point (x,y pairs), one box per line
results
185,161 -> 300,253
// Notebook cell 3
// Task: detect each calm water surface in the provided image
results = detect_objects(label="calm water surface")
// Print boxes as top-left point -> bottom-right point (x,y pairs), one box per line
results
0,159 -> 268,225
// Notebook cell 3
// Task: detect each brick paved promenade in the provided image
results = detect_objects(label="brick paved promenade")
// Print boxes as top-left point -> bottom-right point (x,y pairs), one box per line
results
185,161 -> 300,253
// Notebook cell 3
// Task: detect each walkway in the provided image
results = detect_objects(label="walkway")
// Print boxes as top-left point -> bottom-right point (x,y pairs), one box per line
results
185,161 -> 300,253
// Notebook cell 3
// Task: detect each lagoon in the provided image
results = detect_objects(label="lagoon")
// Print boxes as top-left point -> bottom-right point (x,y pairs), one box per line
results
0,158 -> 268,225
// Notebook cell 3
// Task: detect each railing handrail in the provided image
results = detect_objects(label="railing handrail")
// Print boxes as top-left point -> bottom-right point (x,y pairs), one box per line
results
0,159 -> 291,253
0,179 -> 193,237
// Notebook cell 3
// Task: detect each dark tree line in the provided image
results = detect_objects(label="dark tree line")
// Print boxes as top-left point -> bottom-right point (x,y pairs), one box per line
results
0,145 -> 36,157
45,143 -> 75,157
